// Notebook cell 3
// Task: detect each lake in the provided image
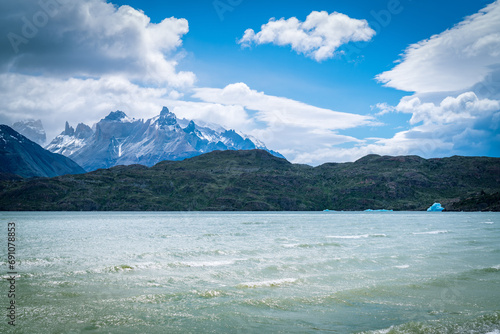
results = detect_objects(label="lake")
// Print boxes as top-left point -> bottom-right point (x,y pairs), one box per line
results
1,212 -> 499,333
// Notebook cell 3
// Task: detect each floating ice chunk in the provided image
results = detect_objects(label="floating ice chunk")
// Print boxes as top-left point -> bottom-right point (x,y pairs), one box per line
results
427,203 -> 444,212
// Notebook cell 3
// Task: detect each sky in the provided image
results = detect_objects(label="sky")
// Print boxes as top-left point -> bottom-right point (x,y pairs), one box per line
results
1,0 -> 499,165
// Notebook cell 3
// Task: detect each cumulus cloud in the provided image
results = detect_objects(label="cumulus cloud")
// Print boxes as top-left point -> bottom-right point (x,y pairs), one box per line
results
0,0 -> 198,143
359,2 -> 500,167
376,1 -> 500,93
0,0 -> 195,87
396,92 -> 500,126
309,92 -> 500,165
0,73 -> 177,141
238,11 -> 375,61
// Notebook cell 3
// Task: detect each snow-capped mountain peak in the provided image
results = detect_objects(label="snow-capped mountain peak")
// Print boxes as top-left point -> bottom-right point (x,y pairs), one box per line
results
103,110 -> 136,123
63,121 -> 75,136
11,119 -> 47,145
46,107 -> 283,171
157,107 -> 177,127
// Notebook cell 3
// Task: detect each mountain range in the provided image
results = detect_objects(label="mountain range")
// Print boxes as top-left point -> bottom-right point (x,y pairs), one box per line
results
1,149 -> 498,211
11,119 -> 47,146
46,107 -> 282,172
0,125 -> 85,178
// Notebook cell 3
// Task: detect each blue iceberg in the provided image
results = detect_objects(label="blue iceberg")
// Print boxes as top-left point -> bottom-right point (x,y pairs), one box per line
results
427,203 -> 444,212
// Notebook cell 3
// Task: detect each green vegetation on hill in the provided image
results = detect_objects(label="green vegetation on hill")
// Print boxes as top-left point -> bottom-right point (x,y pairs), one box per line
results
0,150 -> 499,211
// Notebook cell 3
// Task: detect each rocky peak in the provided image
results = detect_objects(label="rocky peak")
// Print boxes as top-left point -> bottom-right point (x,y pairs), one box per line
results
160,106 -> 170,116
103,110 -> 128,122
63,121 -> 75,136
157,106 -> 177,127
11,119 -> 47,145
183,120 -> 196,133
75,123 -> 93,139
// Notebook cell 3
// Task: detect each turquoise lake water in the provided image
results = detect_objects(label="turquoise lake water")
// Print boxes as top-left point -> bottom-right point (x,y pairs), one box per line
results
1,212 -> 499,333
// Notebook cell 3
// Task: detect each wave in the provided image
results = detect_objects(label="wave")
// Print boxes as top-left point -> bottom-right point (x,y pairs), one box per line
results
122,289 -> 231,305
105,264 -> 134,272
361,311 -> 500,334
470,265 -> 500,274
16,257 -> 65,267
282,242 -> 342,248
197,289 -> 226,298
200,233 -> 220,237
427,264 -> 500,285
163,249 -> 232,259
393,264 -> 410,269
326,234 -> 387,239
176,260 -> 236,267
237,278 -> 298,288
412,230 -> 449,235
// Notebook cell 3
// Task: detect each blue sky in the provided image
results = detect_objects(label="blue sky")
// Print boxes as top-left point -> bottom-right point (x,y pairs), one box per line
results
1,0 -> 499,164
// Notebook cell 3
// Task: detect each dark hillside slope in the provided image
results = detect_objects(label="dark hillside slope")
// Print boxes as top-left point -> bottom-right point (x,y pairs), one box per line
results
0,125 -> 85,178
0,150 -> 498,211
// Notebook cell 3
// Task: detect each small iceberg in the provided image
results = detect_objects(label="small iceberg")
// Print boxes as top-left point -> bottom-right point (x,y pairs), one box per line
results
323,209 -> 335,212
364,209 -> 393,212
427,203 -> 444,212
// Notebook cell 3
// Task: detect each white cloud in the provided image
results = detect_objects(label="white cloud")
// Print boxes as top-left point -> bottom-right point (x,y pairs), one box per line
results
1,0 -> 195,87
168,101 -> 253,131
391,93 -> 500,157
376,1 -> 500,93
193,83 -> 374,130
191,82 -> 375,162
0,73 -> 176,141
296,92 -> 500,165
372,103 -> 395,116
396,92 -> 500,125
0,0 -> 198,143
238,11 -> 375,61
362,2 -> 500,167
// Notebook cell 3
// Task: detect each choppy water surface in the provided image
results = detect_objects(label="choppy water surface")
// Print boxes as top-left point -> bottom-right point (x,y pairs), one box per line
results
1,212 -> 499,333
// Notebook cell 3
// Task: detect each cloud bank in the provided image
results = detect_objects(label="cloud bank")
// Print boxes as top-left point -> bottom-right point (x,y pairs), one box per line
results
331,1 -> 500,166
295,92 -> 500,164
376,1 -> 500,93
193,83 -> 373,130
0,0 -> 196,141
0,0 -> 195,87
191,83 -> 375,160
239,11 -> 375,61
0,73 -> 175,141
